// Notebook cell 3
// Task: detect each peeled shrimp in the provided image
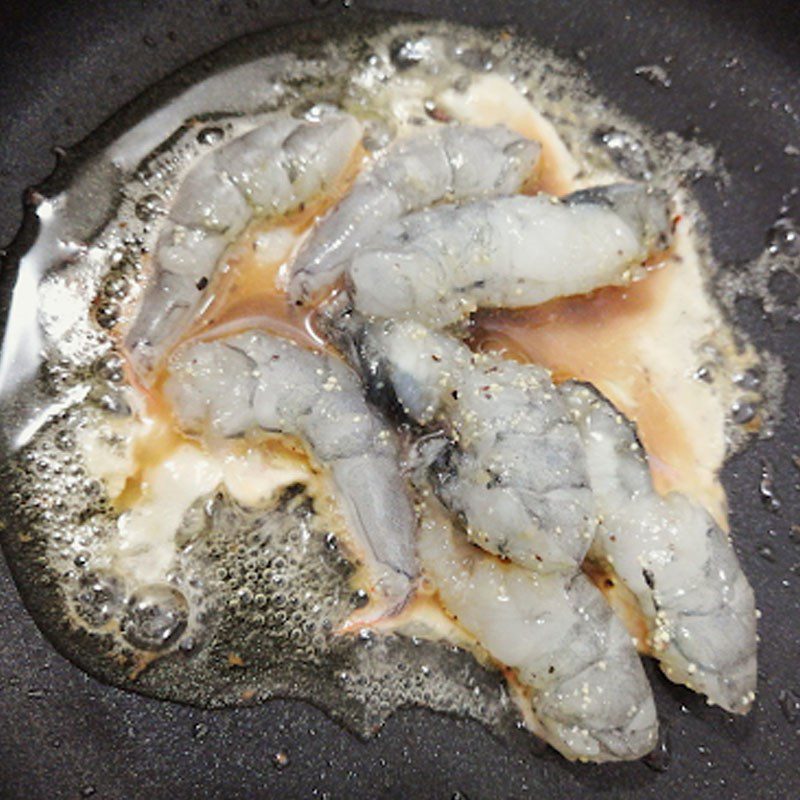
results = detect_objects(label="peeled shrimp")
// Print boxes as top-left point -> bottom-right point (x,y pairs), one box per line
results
417,496 -> 658,762
329,313 -> 595,571
164,330 -> 417,616
344,183 -> 672,328
562,383 -> 757,714
126,109 -> 362,376
288,123 -> 540,302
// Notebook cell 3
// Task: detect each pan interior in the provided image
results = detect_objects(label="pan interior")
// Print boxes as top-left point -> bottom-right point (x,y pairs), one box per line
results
0,12 -> 791,771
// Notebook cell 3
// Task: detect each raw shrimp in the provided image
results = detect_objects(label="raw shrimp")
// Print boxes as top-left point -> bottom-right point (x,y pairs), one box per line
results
126,109 -> 363,376
288,124 -> 540,303
345,183 -> 672,327
417,496 -> 658,762
164,329 -> 417,617
562,383 -> 757,714
329,312 -> 595,571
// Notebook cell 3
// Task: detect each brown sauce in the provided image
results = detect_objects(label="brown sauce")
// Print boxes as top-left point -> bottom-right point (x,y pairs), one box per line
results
469,259 -> 724,519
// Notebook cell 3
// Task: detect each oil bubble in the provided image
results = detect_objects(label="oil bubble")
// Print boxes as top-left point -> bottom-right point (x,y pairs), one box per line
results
734,368 -> 761,391
731,400 -> 756,425
94,352 -> 125,383
70,571 -> 126,628
197,127 -> 225,146
759,461 -> 781,512
192,722 -> 209,740
95,302 -> 120,330
453,46 -> 495,72
134,193 -> 165,222
389,37 -> 432,71
121,584 -> 189,651
757,545 -> 775,562
766,217 -> 799,257
103,274 -> 129,300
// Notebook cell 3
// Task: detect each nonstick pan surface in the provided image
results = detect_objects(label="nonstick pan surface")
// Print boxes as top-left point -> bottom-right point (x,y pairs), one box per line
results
0,2 -> 798,798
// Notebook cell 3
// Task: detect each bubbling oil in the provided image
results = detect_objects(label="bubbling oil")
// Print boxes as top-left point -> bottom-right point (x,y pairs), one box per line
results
0,18 -> 782,743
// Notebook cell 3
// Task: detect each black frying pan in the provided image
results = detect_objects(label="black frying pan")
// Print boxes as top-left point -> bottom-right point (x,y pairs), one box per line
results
1,2 -> 799,798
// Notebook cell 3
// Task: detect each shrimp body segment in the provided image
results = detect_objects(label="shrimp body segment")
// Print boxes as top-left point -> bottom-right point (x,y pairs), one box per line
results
418,499 -> 658,762
562,383 -> 757,714
126,110 -> 363,376
346,183 -> 672,327
288,124 -> 540,302
165,330 -> 418,616
336,316 -> 595,571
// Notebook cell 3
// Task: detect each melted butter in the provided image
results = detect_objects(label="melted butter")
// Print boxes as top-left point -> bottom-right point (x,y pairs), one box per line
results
80,404 -> 345,586
81,390 -> 386,622
214,436 -> 311,507
114,386 -> 186,510
438,74 -> 580,195
115,443 -> 224,584
77,410 -> 140,501
113,435 -> 315,582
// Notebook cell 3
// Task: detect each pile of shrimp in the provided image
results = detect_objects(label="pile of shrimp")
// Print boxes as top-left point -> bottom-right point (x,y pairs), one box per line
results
124,108 -> 757,763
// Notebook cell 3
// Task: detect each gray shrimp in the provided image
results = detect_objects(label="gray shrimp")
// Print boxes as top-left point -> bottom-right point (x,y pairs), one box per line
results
164,329 -> 417,618
344,183 -> 672,328
126,109 -> 362,377
288,123 -> 540,303
561,382 -> 758,714
417,496 -> 658,762
328,311 -> 596,572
